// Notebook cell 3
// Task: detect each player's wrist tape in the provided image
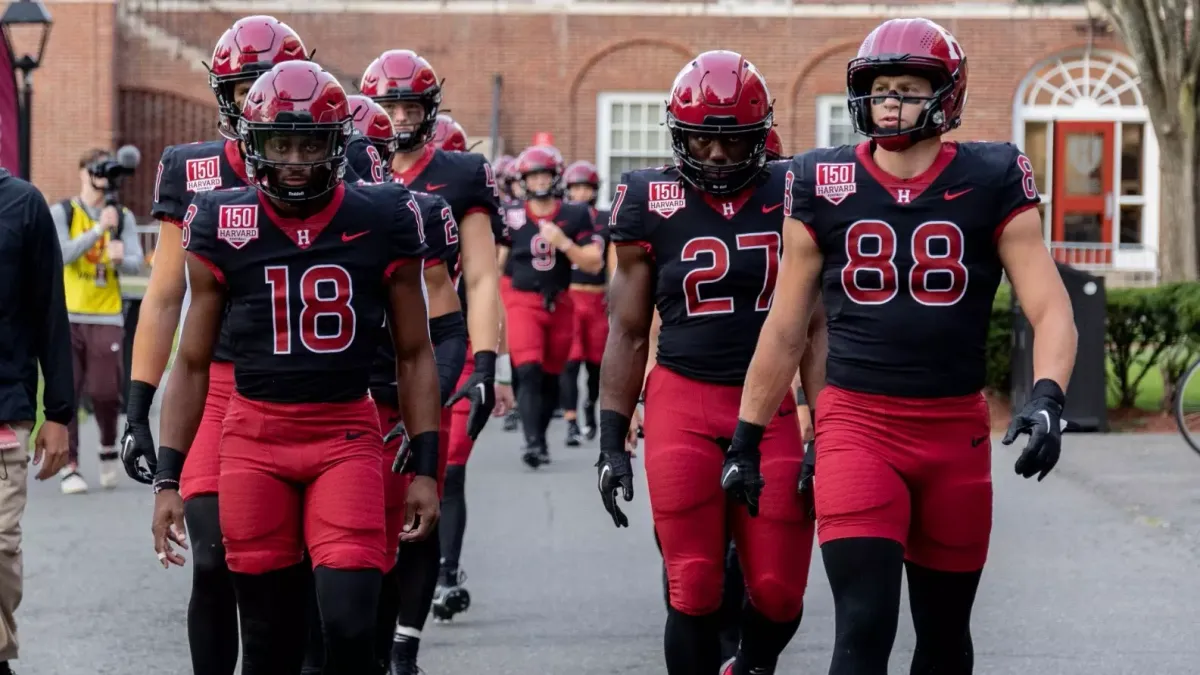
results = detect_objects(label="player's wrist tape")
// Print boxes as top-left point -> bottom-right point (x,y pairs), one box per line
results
429,311 -> 467,345
473,350 -> 497,379
126,380 -> 157,424
794,386 -> 807,407
731,419 -> 766,454
407,431 -> 440,478
154,446 -> 186,491
599,409 -> 631,455
496,353 -> 512,385
1031,379 -> 1066,406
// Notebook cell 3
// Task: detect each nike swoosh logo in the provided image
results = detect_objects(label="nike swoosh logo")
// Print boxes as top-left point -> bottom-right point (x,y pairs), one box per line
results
722,465 -> 739,485
475,382 -> 486,401
944,188 -> 973,200
1037,409 -> 1053,429
761,203 -> 783,214
342,231 -> 368,242
345,431 -> 364,440
599,465 -> 610,488
425,183 -> 448,191
971,435 -> 988,447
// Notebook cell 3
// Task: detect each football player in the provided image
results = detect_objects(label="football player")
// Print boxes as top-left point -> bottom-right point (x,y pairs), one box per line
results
433,113 -> 469,152
598,50 -> 813,675
765,127 -> 783,161
360,49 -> 507,667
493,154 -> 518,203
345,94 -> 394,184
152,60 -> 440,673
558,160 -> 609,446
734,19 -> 1077,674
499,145 -> 604,468
119,16 -> 309,675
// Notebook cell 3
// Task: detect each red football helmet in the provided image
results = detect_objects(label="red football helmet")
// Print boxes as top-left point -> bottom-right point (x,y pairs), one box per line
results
765,128 -> 783,160
432,114 -> 468,152
347,94 -> 398,167
209,15 -> 309,140
359,50 -> 442,153
240,61 -> 353,202
515,145 -> 565,200
563,160 -> 600,206
666,50 -> 773,195
847,18 -> 968,151
492,154 -> 517,196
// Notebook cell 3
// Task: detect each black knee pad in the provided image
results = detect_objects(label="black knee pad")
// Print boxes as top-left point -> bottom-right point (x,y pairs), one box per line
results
585,361 -> 601,403
314,567 -> 382,644
184,495 -> 227,574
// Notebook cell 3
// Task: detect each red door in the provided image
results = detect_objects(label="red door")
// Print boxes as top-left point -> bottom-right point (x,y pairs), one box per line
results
1052,121 -> 1114,265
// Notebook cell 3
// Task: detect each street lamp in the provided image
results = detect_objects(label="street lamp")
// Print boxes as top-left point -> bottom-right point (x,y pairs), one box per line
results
1,0 -> 52,181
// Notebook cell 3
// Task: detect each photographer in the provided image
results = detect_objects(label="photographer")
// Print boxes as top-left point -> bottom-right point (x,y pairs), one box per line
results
52,148 -> 144,495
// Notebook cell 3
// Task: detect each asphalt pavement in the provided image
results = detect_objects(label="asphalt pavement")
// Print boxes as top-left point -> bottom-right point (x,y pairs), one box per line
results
14,411 -> 1200,674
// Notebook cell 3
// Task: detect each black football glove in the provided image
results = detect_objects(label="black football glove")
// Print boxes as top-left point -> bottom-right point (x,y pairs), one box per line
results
1002,379 -> 1073,481
719,421 -> 766,518
446,351 -> 497,441
120,381 -> 158,485
597,410 -> 635,528
797,439 -> 816,520
384,421 -> 413,474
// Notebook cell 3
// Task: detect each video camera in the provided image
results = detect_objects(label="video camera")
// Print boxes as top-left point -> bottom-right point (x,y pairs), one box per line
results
87,145 -> 142,208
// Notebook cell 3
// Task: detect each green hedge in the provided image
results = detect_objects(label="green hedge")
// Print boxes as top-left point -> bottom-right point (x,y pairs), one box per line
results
986,282 -> 1200,409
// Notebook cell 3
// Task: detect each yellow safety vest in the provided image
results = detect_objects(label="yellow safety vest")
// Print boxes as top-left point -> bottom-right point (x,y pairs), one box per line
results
62,199 -> 123,316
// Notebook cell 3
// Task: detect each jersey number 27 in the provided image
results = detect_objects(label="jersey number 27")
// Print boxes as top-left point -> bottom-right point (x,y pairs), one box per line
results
264,265 -> 356,354
683,233 -> 780,316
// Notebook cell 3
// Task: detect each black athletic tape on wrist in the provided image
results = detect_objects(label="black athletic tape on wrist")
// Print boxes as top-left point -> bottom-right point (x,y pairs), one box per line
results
1031,379 -> 1066,406
428,311 -> 467,345
731,419 -> 766,453
155,446 -> 186,484
407,431 -> 440,478
473,350 -> 497,378
127,380 -> 157,423
794,386 -> 807,407
599,409 -> 631,455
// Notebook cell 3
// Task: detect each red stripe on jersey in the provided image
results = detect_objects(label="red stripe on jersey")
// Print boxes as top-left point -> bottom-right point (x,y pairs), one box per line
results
161,215 -> 184,228
423,258 -> 442,269
614,240 -> 653,257
993,202 -> 1038,244
464,206 -> 490,219
384,257 -> 419,281
189,252 -> 226,286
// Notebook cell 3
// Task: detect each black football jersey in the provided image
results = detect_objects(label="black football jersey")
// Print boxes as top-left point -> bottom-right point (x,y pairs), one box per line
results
786,141 -> 1040,398
183,181 -> 427,404
346,135 -> 388,185
502,200 -> 598,295
368,190 -> 459,391
570,207 -> 610,285
610,164 -> 790,385
152,139 -> 250,363
394,146 -> 505,317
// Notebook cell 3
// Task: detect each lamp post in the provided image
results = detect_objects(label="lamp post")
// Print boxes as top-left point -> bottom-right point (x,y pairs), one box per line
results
1,0 -> 52,181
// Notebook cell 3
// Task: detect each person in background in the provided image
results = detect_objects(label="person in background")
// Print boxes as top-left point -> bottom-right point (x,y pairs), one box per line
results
0,164 -> 74,675
52,148 -> 144,494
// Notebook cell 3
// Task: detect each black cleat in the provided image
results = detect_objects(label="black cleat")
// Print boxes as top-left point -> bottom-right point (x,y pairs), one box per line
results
583,403 -> 598,439
503,409 -> 520,432
431,568 -> 471,623
565,420 -> 582,447
522,444 -> 545,469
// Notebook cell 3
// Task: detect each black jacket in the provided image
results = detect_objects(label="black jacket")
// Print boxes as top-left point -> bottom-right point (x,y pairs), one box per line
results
0,168 -> 74,425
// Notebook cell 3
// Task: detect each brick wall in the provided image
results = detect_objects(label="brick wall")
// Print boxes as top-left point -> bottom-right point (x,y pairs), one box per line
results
25,3 -> 1124,202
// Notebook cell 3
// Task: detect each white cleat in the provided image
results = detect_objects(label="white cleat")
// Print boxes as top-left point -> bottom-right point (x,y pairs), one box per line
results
60,467 -> 89,495
99,459 -> 119,489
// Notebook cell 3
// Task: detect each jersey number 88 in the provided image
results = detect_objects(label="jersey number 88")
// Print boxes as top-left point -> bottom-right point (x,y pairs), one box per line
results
842,219 -> 968,307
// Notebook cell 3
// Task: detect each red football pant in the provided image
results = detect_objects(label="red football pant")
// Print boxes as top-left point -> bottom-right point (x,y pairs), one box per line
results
219,393 -> 387,575
568,288 -> 607,364
180,361 -> 235,501
500,275 -> 574,374
643,366 -> 813,622
446,353 -> 475,467
814,385 -> 993,572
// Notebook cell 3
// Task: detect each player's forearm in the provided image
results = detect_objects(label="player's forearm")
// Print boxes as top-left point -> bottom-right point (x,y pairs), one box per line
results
131,291 -> 184,386
496,295 -> 509,355
1031,310 -> 1077,392
642,311 -> 661,393
463,258 -> 500,351
395,342 -> 440,436
564,243 -> 603,275
740,323 -> 807,426
599,323 -> 649,417
158,354 -> 209,455
798,313 -> 827,406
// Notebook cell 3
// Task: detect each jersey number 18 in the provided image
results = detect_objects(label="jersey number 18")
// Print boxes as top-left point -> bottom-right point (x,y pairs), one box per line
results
264,265 -> 357,354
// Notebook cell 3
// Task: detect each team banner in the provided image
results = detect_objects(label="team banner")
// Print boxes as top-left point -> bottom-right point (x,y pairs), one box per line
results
0,30 -> 20,175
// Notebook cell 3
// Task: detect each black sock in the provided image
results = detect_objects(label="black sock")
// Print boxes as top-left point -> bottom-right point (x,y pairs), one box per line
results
313,566 -> 382,675
301,575 -> 325,675
394,528 -> 441,633
584,361 -> 601,415
439,465 -> 467,574
231,563 -> 310,675
515,364 -> 545,447
560,361 -> 581,415
664,606 -> 722,674
372,565 -> 403,673
184,496 -> 239,675
822,537 -> 906,675
907,562 -> 981,675
734,604 -> 802,674
539,375 -> 560,438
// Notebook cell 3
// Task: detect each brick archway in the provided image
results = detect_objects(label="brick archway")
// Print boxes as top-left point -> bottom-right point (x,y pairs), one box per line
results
787,39 -> 860,151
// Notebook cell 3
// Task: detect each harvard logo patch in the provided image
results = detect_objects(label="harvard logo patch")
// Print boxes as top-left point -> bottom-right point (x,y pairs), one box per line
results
814,163 -> 856,205
217,204 -> 259,249
185,156 -> 222,192
505,208 -> 527,230
647,182 -> 687,218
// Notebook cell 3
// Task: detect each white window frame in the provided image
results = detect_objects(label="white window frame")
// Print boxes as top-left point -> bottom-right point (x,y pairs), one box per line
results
596,91 -> 672,209
815,94 -> 862,149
